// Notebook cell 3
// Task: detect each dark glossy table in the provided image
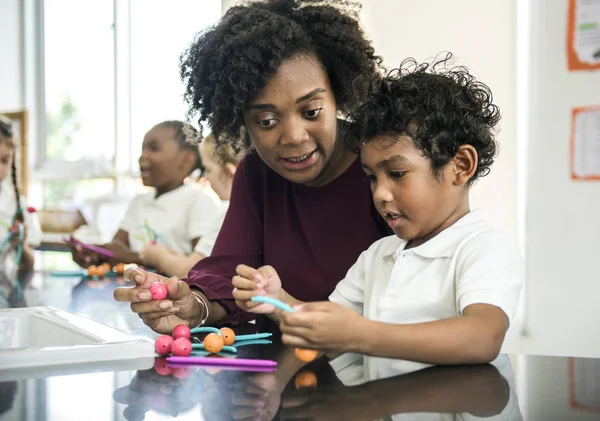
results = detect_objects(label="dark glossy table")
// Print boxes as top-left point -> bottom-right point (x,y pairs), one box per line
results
1,271 -> 599,420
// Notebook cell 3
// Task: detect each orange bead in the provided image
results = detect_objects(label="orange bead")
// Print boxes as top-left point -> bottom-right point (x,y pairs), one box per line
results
95,266 -> 106,277
294,370 -> 318,389
101,262 -> 111,271
203,333 -> 224,354
294,348 -> 318,362
219,328 -> 236,346
113,263 -> 125,274
87,265 -> 96,277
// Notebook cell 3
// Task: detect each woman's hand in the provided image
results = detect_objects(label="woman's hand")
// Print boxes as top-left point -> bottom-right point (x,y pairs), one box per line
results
232,264 -> 283,314
113,267 -> 203,334
280,302 -> 367,353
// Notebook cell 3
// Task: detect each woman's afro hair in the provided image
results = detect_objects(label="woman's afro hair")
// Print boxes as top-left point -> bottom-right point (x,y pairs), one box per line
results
180,0 -> 382,155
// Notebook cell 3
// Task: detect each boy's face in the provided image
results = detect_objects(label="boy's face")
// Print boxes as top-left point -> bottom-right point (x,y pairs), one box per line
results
360,135 -> 472,248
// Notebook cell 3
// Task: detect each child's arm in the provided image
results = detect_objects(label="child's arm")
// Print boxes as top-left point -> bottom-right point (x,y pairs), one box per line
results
102,229 -> 143,265
357,304 -> 508,364
279,302 -> 508,364
140,242 -> 205,278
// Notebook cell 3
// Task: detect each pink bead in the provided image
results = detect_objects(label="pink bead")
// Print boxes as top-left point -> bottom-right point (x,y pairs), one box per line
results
172,324 -> 191,340
154,335 -> 173,356
149,282 -> 168,300
171,337 -> 192,357
153,357 -> 172,376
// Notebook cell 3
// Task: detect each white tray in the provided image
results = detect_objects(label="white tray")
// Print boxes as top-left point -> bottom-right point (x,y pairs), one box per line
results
0,306 -> 155,375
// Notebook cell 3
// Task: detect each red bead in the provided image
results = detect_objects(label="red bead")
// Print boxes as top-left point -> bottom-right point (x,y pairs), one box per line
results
171,337 -> 192,357
172,324 -> 191,340
154,335 -> 173,356
27,206 -> 36,213
153,357 -> 172,376
149,282 -> 168,300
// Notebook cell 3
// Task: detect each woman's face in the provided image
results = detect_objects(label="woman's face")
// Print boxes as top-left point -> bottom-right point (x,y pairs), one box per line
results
242,55 -> 338,185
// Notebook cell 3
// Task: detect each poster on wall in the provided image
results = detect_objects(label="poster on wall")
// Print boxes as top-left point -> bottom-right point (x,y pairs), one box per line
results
571,106 -> 600,180
567,0 -> 600,71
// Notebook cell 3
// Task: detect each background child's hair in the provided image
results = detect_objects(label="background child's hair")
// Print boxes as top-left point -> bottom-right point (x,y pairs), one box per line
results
346,53 -> 501,185
154,120 -> 204,175
0,115 -> 23,222
180,0 -> 382,155
202,132 -> 245,167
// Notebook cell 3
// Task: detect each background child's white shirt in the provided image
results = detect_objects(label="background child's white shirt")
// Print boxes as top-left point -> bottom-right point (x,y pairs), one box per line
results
194,201 -> 229,257
119,183 -> 221,254
329,210 -> 524,382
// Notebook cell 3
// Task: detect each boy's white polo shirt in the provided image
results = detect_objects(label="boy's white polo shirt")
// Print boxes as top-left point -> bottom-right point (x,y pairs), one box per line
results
329,210 -> 524,382
120,183 -> 221,254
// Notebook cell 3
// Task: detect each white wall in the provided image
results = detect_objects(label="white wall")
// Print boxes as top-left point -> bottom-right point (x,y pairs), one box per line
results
0,0 -> 24,111
360,0 -> 518,242
516,0 -> 600,357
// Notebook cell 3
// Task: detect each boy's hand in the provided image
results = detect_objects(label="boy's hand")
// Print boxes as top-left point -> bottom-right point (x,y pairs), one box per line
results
280,302 -> 367,353
232,264 -> 282,314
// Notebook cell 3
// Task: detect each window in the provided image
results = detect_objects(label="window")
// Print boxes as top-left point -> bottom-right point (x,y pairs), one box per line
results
32,0 -> 221,214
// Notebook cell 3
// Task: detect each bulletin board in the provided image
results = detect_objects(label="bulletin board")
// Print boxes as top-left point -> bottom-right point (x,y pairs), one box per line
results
570,106 -> 600,180
567,0 -> 600,71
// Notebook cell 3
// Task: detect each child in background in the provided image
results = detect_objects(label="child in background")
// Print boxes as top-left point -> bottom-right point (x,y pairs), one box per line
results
141,133 -> 243,278
232,55 -> 524,377
0,115 -> 42,281
71,120 -> 221,268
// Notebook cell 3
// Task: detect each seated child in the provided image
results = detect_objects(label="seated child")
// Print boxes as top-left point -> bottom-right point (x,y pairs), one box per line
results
140,133 -> 243,278
232,55 -> 524,378
71,120 -> 221,268
0,115 -> 42,287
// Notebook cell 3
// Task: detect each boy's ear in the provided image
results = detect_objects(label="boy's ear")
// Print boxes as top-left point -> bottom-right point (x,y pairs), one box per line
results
452,145 -> 478,186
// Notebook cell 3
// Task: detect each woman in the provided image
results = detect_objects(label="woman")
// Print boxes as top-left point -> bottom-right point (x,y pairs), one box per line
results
114,0 -> 391,333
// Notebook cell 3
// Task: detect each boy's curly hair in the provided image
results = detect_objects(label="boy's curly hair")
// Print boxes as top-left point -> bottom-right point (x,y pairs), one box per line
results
346,53 -> 500,184
180,0 -> 382,155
